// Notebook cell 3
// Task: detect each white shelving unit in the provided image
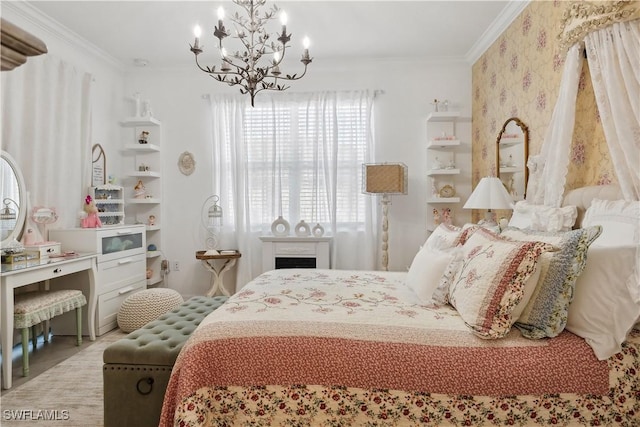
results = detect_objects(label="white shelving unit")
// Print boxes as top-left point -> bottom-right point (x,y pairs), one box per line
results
426,111 -> 470,231
90,184 -> 125,226
121,116 -> 163,287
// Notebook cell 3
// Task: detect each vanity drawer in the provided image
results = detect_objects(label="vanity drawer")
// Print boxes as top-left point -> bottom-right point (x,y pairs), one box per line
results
97,281 -> 146,336
97,253 -> 146,295
8,257 -> 94,286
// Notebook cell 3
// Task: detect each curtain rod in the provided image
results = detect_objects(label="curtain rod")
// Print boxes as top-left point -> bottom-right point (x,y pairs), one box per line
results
201,89 -> 385,100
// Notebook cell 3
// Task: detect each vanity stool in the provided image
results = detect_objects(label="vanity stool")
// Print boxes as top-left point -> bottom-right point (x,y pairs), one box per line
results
14,289 -> 86,376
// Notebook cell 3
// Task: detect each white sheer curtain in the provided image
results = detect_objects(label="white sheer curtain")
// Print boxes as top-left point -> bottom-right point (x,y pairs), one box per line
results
207,91 -> 378,290
585,20 -> 640,201
1,55 -> 93,232
528,44 -> 584,207
528,17 -> 640,206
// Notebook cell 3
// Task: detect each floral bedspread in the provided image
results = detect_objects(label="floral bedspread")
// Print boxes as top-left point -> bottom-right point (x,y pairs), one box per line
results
160,269 -> 640,426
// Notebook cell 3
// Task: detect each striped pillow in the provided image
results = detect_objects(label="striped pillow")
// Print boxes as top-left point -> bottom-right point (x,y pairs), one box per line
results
502,226 -> 602,339
447,228 -> 554,339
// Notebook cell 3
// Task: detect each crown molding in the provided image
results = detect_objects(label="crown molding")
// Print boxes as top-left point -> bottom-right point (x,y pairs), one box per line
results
465,0 -> 531,65
2,1 -> 125,72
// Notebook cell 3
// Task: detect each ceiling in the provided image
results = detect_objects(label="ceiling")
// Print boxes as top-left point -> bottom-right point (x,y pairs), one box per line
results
25,1 -> 520,68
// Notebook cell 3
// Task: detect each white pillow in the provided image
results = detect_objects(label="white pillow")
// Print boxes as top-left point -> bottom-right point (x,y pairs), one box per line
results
566,245 -> 640,360
508,200 -> 577,232
424,223 -> 462,251
406,246 -> 454,304
583,199 -> 640,247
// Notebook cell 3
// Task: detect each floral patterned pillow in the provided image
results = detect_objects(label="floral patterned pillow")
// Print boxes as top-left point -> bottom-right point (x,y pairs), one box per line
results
446,228 -> 554,339
501,225 -> 602,339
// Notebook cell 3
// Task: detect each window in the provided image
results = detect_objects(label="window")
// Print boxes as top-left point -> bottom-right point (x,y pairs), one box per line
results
237,92 -> 374,228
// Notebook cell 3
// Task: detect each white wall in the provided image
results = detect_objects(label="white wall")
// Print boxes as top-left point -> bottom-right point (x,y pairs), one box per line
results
2,3 -> 127,228
4,3 -> 473,298
124,58 -> 472,297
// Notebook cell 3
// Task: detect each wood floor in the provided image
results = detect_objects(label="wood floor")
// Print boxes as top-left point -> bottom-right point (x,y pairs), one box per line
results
1,332 -> 95,395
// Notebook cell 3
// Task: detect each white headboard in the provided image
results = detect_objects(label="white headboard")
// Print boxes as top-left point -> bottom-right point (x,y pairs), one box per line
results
562,185 -> 623,228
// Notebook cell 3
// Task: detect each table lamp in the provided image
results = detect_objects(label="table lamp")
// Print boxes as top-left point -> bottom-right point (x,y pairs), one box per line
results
463,176 -> 513,226
362,163 -> 408,271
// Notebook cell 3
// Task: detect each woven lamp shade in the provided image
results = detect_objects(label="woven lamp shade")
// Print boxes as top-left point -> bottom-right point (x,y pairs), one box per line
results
363,163 -> 408,194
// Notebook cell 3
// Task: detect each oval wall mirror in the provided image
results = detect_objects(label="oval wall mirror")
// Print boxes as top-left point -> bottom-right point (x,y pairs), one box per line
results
496,117 -> 529,201
0,150 -> 27,249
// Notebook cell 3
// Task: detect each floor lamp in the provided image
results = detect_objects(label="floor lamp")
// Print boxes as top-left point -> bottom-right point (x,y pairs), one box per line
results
362,163 -> 408,271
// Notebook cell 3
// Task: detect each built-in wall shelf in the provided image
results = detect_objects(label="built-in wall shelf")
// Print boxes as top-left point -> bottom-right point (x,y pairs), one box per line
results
128,171 -> 161,178
427,197 -> 461,203
427,168 -> 460,176
126,198 -> 161,204
121,117 -> 161,127
426,111 -> 460,122
122,115 -> 163,287
124,144 -> 160,152
427,139 -> 461,148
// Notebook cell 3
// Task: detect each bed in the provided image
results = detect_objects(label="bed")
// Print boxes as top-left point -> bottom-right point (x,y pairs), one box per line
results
160,186 -> 640,426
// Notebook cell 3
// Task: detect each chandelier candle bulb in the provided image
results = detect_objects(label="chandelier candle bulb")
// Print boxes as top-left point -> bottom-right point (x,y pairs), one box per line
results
217,6 -> 225,27
193,25 -> 201,49
302,36 -> 311,61
280,11 -> 287,35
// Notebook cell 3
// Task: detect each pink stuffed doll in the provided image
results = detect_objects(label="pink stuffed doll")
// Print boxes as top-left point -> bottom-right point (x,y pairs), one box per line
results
81,195 -> 102,228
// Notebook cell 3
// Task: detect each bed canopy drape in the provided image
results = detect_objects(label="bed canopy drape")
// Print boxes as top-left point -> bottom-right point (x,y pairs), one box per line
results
527,0 -> 640,205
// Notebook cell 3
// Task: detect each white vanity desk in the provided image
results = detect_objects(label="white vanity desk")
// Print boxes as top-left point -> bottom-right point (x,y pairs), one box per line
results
0,253 -> 97,389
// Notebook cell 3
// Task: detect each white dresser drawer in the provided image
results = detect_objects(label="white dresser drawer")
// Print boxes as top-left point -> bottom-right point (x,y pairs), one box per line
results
97,253 -> 146,295
274,242 -> 318,256
50,225 -> 146,263
97,281 -> 146,336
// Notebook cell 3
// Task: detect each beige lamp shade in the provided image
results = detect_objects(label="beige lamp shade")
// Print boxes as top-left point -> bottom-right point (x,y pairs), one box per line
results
362,163 -> 408,195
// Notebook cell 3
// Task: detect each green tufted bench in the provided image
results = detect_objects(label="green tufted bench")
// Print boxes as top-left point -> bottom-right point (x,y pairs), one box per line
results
103,295 -> 228,427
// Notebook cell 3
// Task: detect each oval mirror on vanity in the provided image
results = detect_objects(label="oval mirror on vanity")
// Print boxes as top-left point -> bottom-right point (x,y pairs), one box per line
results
1,150 -> 27,249
496,117 -> 529,201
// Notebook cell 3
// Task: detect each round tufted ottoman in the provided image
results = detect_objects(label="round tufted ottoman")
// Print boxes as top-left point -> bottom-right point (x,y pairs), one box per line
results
117,288 -> 184,333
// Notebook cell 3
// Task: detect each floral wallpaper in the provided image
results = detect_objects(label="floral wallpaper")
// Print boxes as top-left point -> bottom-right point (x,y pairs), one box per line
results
471,0 -> 616,219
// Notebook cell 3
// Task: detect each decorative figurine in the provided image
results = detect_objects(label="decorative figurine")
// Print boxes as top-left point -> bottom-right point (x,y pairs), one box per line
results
433,208 -> 440,226
138,131 -> 149,144
81,195 -> 103,228
442,208 -> 452,225
432,156 -> 443,170
146,268 -> 153,279
143,100 -> 153,117
133,92 -> 142,117
134,180 -> 146,198
148,215 -> 156,226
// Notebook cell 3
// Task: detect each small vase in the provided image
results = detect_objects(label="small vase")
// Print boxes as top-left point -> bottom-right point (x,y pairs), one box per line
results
312,223 -> 325,237
295,220 -> 311,237
271,216 -> 290,236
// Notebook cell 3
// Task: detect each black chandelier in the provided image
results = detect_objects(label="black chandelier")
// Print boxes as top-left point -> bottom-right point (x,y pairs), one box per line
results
190,0 -> 312,106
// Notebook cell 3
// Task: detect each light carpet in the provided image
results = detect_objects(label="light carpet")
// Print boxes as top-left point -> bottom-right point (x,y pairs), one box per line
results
0,330 -> 126,426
